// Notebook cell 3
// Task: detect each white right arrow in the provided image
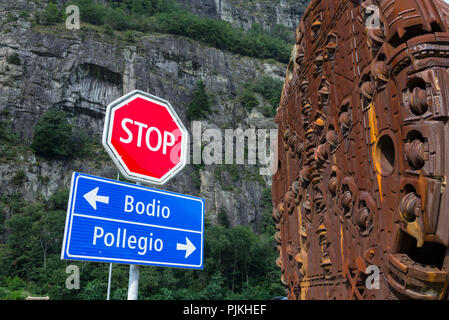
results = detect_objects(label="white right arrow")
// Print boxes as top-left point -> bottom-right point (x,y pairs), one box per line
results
176,237 -> 196,259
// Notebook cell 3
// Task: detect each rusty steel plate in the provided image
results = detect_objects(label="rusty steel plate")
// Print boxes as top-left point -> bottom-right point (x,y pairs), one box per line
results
273,0 -> 449,300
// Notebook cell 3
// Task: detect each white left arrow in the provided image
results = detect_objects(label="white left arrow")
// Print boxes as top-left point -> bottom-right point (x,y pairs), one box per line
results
83,187 -> 109,210
176,237 -> 196,259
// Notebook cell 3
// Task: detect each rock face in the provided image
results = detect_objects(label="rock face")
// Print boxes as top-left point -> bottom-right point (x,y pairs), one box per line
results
0,0 -> 293,231
176,0 -> 307,31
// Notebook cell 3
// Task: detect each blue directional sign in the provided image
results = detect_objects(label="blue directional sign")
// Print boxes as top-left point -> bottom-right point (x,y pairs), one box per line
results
61,172 -> 204,269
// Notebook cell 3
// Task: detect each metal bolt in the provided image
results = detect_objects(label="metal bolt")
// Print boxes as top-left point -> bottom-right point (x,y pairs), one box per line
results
319,85 -> 330,97
373,61 -> 389,83
302,103 -> 312,117
305,128 -> 315,140
314,144 -> 328,163
300,166 -> 311,185
283,127 -> 290,141
356,207 -> 371,230
326,40 -> 337,53
341,190 -> 352,211
299,80 -> 309,92
296,48 -> 305,65
326,130 -> 338,147
367,28 -> 385,48
295,141 -> 304,156
339,112 -> 351,130
302,200 -> 311,212
314,54 -> 324,71
292,181 -> 300,195
406,139 -> 426,169
273,207 -> 282,223
399,192 -> 420,223
288,132 -> 297,149
311,20 -> 321,33
328,176 -> 338,195
361,81 -> 376,100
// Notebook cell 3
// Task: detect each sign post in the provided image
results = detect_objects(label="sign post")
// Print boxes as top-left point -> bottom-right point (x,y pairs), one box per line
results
102,90 -> 190,300
127,181 -> 141,301
61,90 -> 200,300
107,262 -> 112,300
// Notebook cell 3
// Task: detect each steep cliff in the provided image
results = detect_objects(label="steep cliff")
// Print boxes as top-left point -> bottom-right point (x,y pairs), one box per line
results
0,0 -> 297,231
176,0 -> 307,31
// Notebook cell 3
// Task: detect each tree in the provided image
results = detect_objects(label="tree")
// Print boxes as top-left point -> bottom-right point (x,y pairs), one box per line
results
63,0 -> 290,63
4,190 -> 67,283
217,208 -> 230,228
41,3 -> 62,25
252,77 -> 283,107
186,80 -> 210,121
250,77 -> 283,117
31,109 -> 74,159
78,0 -> 106,26
200,272 -> 225,300
6,53 -> 21,66
239,89 -> 258,110
0,183 -> 283,299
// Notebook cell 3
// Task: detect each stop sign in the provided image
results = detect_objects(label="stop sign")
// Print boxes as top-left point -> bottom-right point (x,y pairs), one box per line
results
102,90 -> 188,185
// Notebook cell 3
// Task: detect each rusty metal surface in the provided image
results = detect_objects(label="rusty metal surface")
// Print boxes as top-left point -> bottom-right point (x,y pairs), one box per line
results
273,0 -> 449,300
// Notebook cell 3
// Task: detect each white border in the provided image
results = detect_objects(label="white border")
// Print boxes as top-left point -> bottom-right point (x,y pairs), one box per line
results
102,90 -> 189,186
61,173 -> 204,269
60,172 -> 76,260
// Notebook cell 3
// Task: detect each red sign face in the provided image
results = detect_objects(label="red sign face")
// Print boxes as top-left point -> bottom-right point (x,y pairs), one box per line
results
103,91 -> 188,185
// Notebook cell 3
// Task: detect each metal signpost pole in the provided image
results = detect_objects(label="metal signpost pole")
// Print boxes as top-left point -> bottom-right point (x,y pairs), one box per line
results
107,263 -> 112,300
127,264 -> 140,300
127,180 -> 141,300
107,172 -> 119,301
124,81 -> 141,301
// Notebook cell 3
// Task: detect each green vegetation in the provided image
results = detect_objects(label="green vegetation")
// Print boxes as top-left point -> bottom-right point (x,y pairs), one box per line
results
214,164 -> 240,184
11,170 -> 26,186
0,110 -> 29,163
6,53 -> 21,65
0,111 -> 15,144
1,0 -> 287,300
191,163 -> 204,190
39,2 -> 63,25
238,89 -> 259,111
31,109 -> 93,160
31,109 -> 73,159
260,188 -> 275,235
0,190 -> 72,299
150,15 -> 291,62
252,76 -> 284,111
217,208 -> 231,228
187,80 -> 211,121
0,188 -> 282,300
238,76 -> 283,117
214,164 -> 241,192
38,0 -> 292,63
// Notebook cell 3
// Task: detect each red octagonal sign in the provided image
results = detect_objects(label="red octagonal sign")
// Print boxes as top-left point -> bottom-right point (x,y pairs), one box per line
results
102,90 -> 188,185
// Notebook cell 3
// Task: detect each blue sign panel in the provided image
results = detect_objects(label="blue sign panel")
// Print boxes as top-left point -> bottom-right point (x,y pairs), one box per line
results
61,172 -> 204,269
